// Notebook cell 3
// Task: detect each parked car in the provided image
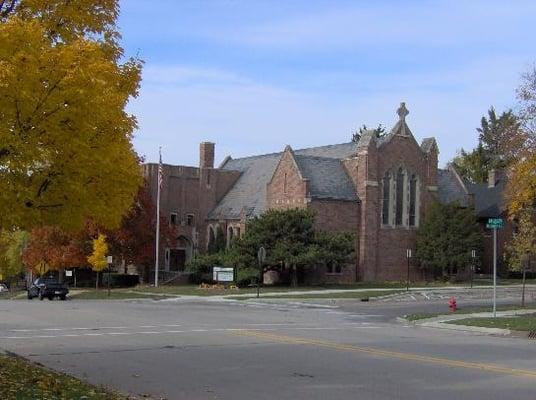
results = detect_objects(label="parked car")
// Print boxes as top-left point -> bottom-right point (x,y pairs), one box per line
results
27,277 -> 69,300
0,283 -> 8,293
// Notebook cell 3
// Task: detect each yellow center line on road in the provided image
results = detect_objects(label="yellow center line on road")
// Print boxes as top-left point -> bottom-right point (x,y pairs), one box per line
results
233,330 -> 536,379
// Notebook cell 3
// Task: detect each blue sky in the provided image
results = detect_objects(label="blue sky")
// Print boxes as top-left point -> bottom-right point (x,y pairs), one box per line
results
118,0 -> 536,167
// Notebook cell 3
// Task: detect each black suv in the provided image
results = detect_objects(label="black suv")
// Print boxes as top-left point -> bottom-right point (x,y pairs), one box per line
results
27,277 -> 69,300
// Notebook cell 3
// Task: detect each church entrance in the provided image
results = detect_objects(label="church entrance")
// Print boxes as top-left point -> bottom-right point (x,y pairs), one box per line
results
169,249 -> 186,271
167,236 -> 193,272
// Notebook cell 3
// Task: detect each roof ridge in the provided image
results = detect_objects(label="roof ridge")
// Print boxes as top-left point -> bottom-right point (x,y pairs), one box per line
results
227,141 -> 355,162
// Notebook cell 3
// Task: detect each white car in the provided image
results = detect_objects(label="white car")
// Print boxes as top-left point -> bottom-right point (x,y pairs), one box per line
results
0,283 -> 8,293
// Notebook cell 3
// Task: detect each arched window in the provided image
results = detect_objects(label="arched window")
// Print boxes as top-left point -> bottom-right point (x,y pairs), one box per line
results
227,226 -> 234,248
207,226 -> 216,251
395,168 -> 404,226
382,172 -> 391,225
409,174 -> 417,226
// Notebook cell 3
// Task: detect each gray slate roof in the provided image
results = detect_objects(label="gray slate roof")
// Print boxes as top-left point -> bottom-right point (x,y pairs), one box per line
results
437,167 -> 507,218
294,155 -> 358,201
209,142 -> 358,219
467,180 -> 506,218
437,168 -> 469,207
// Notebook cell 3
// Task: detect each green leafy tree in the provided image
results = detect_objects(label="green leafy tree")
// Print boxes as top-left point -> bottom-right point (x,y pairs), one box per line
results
0,230 -> 26,279
188,209 -> 355,286
0,230 -> 28,287
415,202 -> 483,278
452,107 -> 527,183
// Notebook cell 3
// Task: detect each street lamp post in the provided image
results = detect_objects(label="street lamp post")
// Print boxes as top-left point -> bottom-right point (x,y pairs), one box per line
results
406,249 -> 412,292
521,252 -> 530,308
470,249 -> 476,289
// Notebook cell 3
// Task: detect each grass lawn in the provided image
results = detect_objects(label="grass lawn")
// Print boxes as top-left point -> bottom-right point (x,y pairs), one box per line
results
446,315 -> 536,331
0,291 -> 25,300
68,289 -> 163,300
0,353 -> 127,400
406,304 -> 536,321
230,290 -> 401,300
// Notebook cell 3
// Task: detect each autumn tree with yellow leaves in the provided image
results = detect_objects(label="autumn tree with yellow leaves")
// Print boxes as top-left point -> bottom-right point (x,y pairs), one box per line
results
0,0 -> 142,232
87,233 -> 108,289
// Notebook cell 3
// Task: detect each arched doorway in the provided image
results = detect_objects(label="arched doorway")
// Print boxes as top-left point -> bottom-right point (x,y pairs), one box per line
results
168,236 -> 193,271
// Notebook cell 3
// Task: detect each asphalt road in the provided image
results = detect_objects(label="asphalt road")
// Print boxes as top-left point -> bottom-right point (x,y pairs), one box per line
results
1,296 -> 535,400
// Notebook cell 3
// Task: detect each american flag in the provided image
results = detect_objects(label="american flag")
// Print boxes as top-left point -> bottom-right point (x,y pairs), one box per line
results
158,148 -> 164,189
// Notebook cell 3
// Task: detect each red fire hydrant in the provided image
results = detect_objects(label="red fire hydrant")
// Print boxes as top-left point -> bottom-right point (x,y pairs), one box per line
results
449,297 -> 457,313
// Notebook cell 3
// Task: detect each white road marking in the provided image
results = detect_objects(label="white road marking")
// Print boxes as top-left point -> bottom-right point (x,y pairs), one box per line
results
10,324 -> 183,333
0,325 -> 381,340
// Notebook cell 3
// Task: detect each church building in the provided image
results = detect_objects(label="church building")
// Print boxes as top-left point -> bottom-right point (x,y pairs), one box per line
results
143,103 -> 507,283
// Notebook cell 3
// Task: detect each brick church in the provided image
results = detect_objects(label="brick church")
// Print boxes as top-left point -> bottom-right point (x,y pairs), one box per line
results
143,103 -> 507,283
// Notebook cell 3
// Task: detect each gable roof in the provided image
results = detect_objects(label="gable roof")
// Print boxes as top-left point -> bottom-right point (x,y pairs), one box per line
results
294,155 -> 358,201
437,168 -> 470,207
209,142 -> 357,219
437,166 -> 507,218
467,180 -> 506,218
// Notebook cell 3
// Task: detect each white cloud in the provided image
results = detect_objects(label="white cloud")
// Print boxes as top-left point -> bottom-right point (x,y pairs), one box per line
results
131,55 -> 525,169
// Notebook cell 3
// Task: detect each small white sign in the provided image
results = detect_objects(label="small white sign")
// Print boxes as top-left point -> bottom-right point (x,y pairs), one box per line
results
107,256 -> 113,264
213,267 -> 234,282
65,270 -> 73,277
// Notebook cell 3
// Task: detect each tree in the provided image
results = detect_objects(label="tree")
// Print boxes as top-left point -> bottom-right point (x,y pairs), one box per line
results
506,210 -> 536,272
0,230 -> 27,287
104,183 -> 177,279
87,233 -> 108,289
23,226 -> 87,277
188,209 -> 355,286
517,65 -> 536,140
0,0 -> 143,232
506,154 -> 536,218
351,124 -> 386,143
415,202 -> 483,278
451,143 -> 490,184
453,107 -> 527,183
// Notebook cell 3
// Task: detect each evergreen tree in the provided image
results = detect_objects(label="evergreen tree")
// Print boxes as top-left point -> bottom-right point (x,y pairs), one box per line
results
415,202 -> 483,278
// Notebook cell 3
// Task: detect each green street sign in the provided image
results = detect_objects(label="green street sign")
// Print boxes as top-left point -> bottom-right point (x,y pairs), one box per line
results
486,218 -> 504,229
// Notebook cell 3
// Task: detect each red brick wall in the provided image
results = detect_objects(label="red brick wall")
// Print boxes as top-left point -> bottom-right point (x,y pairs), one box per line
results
266,149 -> 308,210
349,134 -> 438,281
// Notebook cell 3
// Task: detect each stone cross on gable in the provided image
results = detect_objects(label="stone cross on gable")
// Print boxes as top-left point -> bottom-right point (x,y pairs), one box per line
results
397,102 -> 409,122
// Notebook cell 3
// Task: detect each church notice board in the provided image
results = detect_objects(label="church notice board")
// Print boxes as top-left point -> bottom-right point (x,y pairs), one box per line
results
213,267 -> 234,282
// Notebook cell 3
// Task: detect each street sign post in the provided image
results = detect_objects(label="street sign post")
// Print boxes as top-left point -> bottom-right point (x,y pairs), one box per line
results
406,249 -> 412,292
470,249 -> 476,289
486,218 -> 503,317
106,255 -> 113,298
257,247 -> 266,298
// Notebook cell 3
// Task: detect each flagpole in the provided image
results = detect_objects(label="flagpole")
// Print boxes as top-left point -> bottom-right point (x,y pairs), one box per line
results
154,146 -> 162,287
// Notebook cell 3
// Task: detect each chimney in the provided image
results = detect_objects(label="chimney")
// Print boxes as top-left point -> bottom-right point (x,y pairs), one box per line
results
199,142 -> 215,169
488,169 -> 496,188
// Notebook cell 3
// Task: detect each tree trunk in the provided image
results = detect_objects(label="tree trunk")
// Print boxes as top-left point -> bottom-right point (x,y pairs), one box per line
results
291,265 -> 297,287
96,271 -> 99,289
58,268 -> 64,283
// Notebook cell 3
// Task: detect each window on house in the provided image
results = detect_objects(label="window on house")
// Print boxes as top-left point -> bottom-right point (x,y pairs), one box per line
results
326,262 -> 342,274
409,174 -> 417,226
206,170 -> 211,186
382,172 -> 391,225
395,168 -> 404,226
284,173 -> 288,193
170,212 -> 178,225
186,214 -> 194,226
